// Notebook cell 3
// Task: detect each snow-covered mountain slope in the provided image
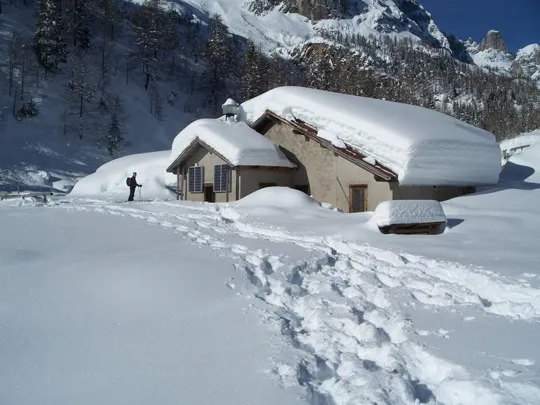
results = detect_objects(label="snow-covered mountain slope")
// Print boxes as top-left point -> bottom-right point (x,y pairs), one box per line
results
0,1 -> 212,193
178,0 -> 539,80
516,44 -> 540,82
465,30 -> 540,82
175,0 -> 451,54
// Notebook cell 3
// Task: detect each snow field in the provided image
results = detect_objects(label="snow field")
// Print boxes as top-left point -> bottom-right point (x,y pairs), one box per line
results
0,207 -> 309,405
32,192 -> 540,405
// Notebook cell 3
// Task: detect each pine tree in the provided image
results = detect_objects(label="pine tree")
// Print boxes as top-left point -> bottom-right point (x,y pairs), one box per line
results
242,41 -> 265,100
34,0 -> 67,73
131,0 -> 165,90
162,8 -> 179,74
65,0 -> 92,51
105,95 -> 126,155
97,0 -> 122,40
203,13 -> 231,103
66,50 -> 98,139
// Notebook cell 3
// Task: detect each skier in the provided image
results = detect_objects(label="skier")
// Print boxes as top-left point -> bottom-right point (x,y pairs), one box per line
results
127,171 -> 142,201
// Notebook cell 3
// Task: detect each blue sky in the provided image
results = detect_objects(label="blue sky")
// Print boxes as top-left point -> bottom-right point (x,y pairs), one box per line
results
419,0 -> 540,51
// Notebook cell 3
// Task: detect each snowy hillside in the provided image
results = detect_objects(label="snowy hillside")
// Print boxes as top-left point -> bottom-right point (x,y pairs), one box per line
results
1,0 -> 539,194
0,1 -> 218,193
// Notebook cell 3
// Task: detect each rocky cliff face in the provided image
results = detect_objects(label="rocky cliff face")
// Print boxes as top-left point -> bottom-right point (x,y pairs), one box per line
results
515,44 -> 540,82
464,30 -> 539,84
291,0 -> 347,20
479,30 -> 509,52
246,0 -> 346,19
243,1 -> 538,84
246,0 -> 449,48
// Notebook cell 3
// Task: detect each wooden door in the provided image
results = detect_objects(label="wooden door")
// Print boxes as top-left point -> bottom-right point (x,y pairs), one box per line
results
349,185 -> 367,213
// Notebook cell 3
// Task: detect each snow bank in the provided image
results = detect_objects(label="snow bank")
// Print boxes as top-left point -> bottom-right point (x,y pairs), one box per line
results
69,151 -> 176,200
510,135 -> 540,170
169,119 -> 295,168
374,200 -> 447,227
236,186 -> 321,209
237,87 -> 501,186
500,130 -> 540,161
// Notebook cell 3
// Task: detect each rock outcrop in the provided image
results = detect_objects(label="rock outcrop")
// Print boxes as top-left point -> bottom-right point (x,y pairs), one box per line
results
479,30 -> 509,52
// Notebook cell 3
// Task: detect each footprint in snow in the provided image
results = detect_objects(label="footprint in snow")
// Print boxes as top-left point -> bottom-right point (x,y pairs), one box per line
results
511,358 -> 535,366
489,369 -> 521,379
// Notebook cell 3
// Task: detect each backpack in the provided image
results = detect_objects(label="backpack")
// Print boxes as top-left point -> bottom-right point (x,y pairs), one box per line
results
126,177 -> 131,186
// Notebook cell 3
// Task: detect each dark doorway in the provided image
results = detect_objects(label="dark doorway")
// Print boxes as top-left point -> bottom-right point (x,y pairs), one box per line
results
204,184 -> 215,202
349,185 -> 368,213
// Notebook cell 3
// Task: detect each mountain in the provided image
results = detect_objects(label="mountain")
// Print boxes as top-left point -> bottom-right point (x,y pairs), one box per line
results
0,0 -> 539,193
246,0 -> 451,48
178,0 -> 540,84
464,30 -> 540,81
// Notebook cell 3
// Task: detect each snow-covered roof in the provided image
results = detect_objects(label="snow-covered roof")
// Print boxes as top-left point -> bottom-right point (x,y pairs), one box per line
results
238,86 -> 502,186
168,119 -> 296,170
222,98 -> 239,107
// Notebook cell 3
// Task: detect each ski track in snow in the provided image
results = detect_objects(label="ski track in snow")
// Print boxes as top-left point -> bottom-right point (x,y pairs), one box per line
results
20,198 -> 540,405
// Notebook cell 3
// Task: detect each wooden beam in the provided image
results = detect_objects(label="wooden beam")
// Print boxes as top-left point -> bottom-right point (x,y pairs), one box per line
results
238,166 -> 295,172
176,166 -> 180,200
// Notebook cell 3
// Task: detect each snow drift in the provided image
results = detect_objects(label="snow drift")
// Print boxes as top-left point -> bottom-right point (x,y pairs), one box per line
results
500,130 -> 540,162
237,87 -> 502,186
236,186 -> 321,209
169,119 -> 295,168
69,151 -> 176,200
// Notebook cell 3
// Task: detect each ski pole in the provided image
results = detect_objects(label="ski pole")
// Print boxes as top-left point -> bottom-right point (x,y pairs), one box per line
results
138,187 -> 142,201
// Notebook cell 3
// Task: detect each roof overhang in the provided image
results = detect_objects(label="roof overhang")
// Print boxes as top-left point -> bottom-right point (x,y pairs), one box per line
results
166,138 -> 234,173
166,136 -> 297,173
251,110 -> 398,182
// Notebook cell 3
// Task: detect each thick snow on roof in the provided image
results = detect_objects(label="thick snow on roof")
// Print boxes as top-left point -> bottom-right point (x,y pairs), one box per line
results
238,87 -> 501,186
170,119 -> 295,168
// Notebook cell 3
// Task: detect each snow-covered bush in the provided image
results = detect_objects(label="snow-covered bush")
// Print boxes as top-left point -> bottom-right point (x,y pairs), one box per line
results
15,101 -> 39,121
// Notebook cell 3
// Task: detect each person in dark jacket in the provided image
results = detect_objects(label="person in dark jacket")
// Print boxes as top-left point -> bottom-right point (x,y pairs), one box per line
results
128,171 -> 142,201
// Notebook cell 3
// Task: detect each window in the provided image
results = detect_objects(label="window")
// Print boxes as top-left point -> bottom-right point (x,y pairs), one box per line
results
213,164 -> 230,193
349,185 -> 367,213
188,166 -> 203,192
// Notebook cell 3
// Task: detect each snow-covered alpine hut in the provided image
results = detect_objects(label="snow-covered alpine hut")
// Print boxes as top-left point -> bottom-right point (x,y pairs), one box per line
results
166,119 -> 296,202
233,86 -> 502,213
